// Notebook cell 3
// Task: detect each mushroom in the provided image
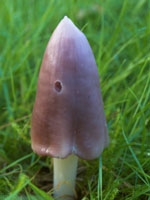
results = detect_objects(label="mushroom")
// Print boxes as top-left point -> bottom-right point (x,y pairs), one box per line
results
31,16 -> 109,200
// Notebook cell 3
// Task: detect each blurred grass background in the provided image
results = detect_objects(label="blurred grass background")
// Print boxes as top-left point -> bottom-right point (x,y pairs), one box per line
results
0,0 -> 150,199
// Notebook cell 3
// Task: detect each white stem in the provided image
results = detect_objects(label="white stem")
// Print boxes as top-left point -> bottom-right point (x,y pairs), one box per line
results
53,154 -> 78,200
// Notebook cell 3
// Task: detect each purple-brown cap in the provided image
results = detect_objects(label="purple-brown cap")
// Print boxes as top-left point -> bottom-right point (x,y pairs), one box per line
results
31,16 -> 109,160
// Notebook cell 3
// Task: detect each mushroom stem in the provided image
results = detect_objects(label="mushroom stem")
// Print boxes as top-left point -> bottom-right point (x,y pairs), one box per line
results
53,154 -> 78,200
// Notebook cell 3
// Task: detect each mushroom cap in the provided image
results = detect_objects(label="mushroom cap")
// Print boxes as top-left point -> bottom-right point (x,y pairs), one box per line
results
31,16 -> 109,160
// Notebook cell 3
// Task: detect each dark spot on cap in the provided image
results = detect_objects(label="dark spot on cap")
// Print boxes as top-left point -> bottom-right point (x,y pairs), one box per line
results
54,80 -> 62,93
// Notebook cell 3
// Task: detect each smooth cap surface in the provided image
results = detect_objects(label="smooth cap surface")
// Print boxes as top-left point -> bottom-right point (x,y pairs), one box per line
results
31,16 -> 109,160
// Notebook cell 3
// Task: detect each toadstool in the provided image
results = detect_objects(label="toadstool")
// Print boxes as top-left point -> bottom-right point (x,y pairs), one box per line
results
31,16 -> 109,200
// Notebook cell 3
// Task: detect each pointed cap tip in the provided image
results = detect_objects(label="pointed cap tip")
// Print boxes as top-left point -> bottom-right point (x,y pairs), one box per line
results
61,16 -> 74,26
63,16 -> 69,20
51,16 -> 82,39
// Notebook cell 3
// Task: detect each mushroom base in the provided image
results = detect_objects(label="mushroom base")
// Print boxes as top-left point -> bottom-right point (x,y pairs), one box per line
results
53,154 -> 78,200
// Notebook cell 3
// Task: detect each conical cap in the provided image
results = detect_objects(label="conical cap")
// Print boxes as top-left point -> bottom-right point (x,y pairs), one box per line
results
31,16 -> 109,160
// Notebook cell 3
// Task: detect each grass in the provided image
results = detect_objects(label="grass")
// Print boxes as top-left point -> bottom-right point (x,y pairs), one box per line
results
0,0 -> 150,199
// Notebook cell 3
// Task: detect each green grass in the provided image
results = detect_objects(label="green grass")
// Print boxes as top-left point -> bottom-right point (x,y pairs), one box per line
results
0,0 -> 150,199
